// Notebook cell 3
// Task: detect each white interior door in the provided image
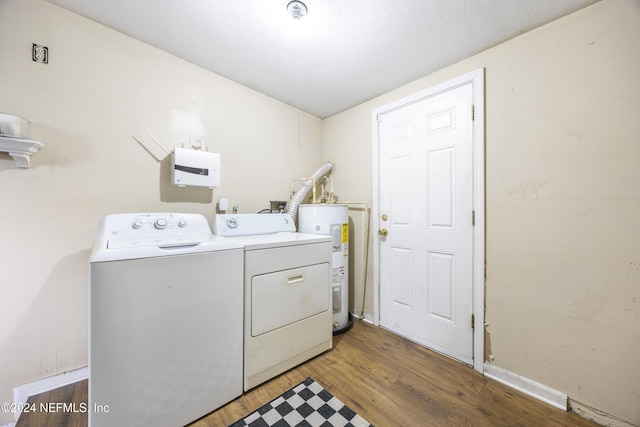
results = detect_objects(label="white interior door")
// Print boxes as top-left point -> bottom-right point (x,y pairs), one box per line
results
377,82 -> 474,365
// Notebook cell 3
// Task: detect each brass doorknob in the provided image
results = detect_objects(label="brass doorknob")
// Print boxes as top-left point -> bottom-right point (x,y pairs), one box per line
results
378,228 -> 388,237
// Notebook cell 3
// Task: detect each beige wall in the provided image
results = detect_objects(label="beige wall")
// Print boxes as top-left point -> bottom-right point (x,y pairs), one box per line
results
324,0 -> 640,424
0,0 -> 323,423
2,0 -> 639,425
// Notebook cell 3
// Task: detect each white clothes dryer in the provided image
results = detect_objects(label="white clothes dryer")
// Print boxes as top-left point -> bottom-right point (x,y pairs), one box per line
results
215,214 -> 333,391
89,213 -> 244,427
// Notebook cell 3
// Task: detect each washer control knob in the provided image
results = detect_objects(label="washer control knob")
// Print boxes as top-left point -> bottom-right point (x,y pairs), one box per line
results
132,220 -> 143,229
154,218 -> 168,230
226,218 -> 238,229
178,219 -> 187,228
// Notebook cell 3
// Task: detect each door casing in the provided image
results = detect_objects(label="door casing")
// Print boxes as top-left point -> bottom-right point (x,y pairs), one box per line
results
371,68 -> 485,373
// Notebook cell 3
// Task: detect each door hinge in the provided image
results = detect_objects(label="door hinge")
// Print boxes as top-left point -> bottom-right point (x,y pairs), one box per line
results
471,104 -> 475,121
471,314 -> 475,329
472,210 -> 475,226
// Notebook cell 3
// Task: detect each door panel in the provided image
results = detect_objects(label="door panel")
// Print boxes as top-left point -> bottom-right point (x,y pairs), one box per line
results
379,83 -> 474,364
428,147 -> 455,228
391,246 -> 412,307
428,251 -> 455,322
391,155 -> 411,225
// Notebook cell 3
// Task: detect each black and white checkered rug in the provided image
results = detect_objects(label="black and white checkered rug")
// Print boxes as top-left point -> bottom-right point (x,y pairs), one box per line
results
229,377 -> 373,427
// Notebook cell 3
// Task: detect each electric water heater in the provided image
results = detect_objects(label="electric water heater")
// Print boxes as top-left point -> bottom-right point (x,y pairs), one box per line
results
298,204 -> 349,331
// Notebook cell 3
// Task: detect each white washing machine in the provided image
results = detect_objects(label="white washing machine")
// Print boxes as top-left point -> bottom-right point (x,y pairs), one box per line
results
89,213 -> 244,427
215,214 -> 333,390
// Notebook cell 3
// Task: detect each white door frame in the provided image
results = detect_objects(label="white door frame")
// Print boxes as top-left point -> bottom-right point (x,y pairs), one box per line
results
371,68 -> 485,373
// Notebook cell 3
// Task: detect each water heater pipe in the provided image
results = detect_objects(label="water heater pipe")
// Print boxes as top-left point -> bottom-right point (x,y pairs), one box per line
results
338,202 -> 371,320
287,161 -> 336,223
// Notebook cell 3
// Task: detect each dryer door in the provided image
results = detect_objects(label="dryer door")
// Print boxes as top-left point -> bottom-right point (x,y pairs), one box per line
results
251,263 -> 329,336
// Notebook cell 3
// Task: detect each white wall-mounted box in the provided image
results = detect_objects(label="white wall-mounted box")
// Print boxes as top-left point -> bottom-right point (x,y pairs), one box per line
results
171,147 -> 220,189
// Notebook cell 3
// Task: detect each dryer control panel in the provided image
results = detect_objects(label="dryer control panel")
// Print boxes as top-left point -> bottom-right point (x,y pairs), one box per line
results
215,213 -> 296,237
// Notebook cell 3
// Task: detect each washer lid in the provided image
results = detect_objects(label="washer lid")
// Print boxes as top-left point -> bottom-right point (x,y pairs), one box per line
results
90,235 -> 244,262
106,233 -> 211,249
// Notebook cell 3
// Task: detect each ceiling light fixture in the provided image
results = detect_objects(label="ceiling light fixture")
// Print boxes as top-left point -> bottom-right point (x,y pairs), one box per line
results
287,0 -> 308,20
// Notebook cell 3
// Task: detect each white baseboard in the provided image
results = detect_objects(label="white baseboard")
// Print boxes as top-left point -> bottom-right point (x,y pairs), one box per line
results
0,422 -> 16,427
12,367 -> 88,421
352,310 -> 374,324
483,363 -> 567,411
569,398 -> 638,427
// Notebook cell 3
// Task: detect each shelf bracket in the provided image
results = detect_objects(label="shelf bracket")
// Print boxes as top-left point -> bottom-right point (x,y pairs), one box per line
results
0,136 -> 44,168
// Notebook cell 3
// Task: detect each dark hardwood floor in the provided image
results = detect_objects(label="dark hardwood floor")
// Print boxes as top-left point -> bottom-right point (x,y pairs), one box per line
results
17,320 -> 598,426
16,379 -> 88,427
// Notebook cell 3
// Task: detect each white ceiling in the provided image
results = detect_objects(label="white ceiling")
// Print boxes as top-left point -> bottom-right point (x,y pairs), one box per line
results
48,0 -> 599,118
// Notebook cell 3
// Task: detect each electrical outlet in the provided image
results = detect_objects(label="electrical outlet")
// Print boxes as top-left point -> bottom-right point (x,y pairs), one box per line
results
32,43 -> 48,64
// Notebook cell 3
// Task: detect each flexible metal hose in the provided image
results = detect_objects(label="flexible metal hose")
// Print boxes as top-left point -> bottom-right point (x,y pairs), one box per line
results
286,161 -> 336,224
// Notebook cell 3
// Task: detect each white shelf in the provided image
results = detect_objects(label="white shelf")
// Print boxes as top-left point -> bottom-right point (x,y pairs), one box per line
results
0,135 -> 44,168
